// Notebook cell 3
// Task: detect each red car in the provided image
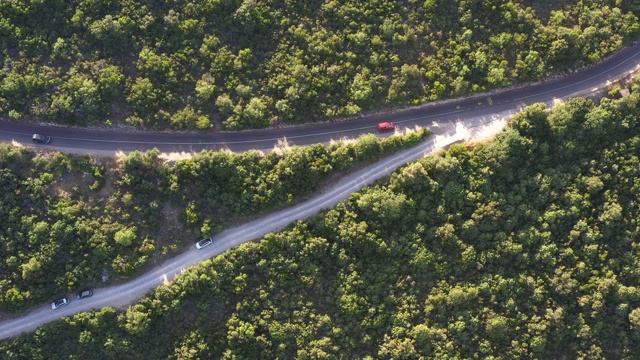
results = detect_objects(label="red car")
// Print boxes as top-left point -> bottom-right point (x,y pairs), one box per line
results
377,122 -> 395,131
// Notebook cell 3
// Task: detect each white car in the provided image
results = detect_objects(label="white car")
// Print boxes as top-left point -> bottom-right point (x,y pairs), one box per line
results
51,297 -> 69,310
196,238 -> 213,249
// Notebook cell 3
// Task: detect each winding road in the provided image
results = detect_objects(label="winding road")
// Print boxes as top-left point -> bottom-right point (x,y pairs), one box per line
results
1,41 -> 640,154
1,41 -> 640,340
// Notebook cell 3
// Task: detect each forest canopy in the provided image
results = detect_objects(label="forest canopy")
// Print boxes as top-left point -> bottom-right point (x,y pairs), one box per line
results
0,0 -> 638,129
3,79 -> 640,358
0,129 -> 427,312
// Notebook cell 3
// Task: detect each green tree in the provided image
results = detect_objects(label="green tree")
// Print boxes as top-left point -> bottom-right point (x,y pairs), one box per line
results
114,227 -> 137,247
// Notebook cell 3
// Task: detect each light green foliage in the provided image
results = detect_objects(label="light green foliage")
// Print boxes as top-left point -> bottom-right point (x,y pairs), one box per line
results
127,77 -> 161,117
123,304 -> 152,336
194,74 -> 216,107
114,227 -> 137,247
170,107 -> 210,130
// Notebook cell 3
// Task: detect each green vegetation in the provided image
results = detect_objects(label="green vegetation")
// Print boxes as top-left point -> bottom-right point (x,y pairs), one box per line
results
4,81 -> 640,358
0,129 -> 428,312
1,1 -> 638,129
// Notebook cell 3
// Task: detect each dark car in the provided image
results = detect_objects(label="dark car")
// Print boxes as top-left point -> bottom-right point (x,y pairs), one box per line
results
196,238 -> 213,249
51,297 -> 69,310
32,134 -> 51,144
377,122 -> 395,131
76,289 -> 93,300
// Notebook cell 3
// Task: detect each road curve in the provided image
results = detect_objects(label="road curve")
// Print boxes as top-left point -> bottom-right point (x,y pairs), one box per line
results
1,42 -> 640,340
1,41 -> 640,154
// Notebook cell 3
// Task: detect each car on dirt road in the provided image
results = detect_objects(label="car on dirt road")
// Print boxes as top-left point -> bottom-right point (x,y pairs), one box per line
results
76,289 -> 93,300
51,297 -> 69,310
196,238 -> 213,249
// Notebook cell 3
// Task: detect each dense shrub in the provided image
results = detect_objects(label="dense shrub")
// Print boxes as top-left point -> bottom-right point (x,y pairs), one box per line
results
4,82 -> 640,358
0,1 -> 638,129
0,129 -> 428,312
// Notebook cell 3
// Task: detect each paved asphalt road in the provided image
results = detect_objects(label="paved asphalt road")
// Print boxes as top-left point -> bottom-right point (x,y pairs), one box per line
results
1,42 -> 640,340
2,41 -> 640,154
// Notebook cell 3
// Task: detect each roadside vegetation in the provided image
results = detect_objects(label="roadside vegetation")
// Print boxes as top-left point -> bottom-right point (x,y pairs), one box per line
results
0,129 -> 428,312
1,1 -> 638,129
3,79 -> 640,358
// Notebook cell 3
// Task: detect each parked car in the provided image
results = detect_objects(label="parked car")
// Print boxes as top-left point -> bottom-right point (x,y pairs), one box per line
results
51,297 -> 69,310
196,238 -> 213,249
377,122 -> 395,131
76,289 -> 93,300
32,133 -> 51,144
